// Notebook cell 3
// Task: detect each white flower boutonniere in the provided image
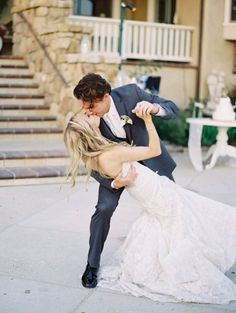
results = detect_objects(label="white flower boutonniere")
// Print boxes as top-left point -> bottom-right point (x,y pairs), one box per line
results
120,115 -> 133,127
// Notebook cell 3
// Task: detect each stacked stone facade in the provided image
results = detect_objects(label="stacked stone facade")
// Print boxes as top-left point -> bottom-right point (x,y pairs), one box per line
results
11,0 -> 121,124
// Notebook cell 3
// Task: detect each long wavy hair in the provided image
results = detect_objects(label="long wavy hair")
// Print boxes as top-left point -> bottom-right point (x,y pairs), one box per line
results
64,113 -> 119,186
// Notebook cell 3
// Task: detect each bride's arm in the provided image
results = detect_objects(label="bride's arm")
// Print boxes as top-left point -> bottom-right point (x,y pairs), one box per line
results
112,113 -> 161,163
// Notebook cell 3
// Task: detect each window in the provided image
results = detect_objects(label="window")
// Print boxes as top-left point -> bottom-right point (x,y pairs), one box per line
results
73,0 -> 111,18
234,43 -> 236,73
231,0 -> 236,21
155,0 -> 176,24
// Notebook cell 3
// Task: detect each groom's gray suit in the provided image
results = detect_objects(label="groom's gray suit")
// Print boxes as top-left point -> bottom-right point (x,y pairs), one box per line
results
89,84 -> 179,268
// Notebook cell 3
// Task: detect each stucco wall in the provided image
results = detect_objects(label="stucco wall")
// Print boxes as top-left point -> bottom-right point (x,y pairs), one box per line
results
158,67 -> 196,109
200,0 -> 236,98
176,0 -> 200,67
122,63 -> 196,109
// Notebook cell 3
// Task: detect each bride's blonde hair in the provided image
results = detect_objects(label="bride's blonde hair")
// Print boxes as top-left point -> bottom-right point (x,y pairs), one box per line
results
64,113 -> 119,186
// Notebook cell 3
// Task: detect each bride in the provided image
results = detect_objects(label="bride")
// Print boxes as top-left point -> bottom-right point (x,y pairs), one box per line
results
64,109 -> 236,304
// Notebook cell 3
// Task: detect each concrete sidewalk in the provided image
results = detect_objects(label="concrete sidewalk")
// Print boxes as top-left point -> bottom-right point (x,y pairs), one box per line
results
0,151 -> 236,313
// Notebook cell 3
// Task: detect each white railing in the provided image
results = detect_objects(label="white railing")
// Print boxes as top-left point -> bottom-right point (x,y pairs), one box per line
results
123,20 -> 193,62
69,15 -> 120,57
68,15 -> 194,62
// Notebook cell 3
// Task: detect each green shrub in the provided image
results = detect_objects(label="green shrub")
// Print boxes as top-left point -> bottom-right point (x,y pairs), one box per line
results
228,127 -> 236,145
153,108 -> 235,147
201,126 -> 217,146
152,110 -> 190,146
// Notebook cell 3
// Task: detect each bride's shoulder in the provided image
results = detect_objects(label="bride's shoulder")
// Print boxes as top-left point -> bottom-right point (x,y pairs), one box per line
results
100,145 -> 125,159
105,145 -> 132,159
98,145 -> 126,168
97,147 -> 123,178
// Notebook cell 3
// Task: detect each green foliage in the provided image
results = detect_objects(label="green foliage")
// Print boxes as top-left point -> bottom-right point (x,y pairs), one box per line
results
152,110 -> 191,146
201,126 -> 217,146
228,127 -> 236,145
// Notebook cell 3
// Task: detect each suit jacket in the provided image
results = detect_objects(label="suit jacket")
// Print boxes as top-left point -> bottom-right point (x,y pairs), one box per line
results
92,83 -> 179,189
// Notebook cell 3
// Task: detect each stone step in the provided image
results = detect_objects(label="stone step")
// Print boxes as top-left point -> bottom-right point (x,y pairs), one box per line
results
0,87 -> 42,95
0,56 -> 24,60
1,156 -> 69,167
0,97 -> 45,105
0,73 -> 34,79
0,136 -> 65,150
0,150 -> 69,167
0,64 -> 28,69
0,127 -> 62,133
0,78 -> 37,85
0,58 -> 26,67
0,109 -> 50,117
0,104 -> 50,116
0,128 -> 63,141
0,165 -> 67,179
0,67 -> 33,76
0,56 -> 70,185
0,115 -> 57,122
0,115 -> 56,120
0,165 -> 86,186
0,94 -> 44,99
0,115 -> 57,120
0,117 -> 59,128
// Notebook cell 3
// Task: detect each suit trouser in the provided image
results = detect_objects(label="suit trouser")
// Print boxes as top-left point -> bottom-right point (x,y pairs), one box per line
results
88,171 -> 174,268
88,184 -> 124,268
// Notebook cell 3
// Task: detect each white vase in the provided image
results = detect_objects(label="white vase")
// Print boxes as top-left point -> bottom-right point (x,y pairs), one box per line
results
80,35 -> 91,54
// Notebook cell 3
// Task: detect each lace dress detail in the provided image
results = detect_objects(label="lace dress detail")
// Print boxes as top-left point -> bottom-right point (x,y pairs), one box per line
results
98,162 -> 236,304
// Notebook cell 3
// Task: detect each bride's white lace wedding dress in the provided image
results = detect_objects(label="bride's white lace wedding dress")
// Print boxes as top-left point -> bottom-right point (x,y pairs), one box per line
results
98,162 -> 236,304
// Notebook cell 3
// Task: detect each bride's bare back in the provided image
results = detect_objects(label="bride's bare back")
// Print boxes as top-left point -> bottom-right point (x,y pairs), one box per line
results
96,147 -> 126,178
96,116 -> 161,178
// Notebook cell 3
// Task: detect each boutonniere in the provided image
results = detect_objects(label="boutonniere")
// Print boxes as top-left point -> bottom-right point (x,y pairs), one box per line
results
120,115 -> 133,127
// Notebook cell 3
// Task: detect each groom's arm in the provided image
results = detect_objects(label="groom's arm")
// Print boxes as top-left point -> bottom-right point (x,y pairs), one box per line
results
91,165 -> 137,191
135,85 -> 179,120
91,170 -> 118,191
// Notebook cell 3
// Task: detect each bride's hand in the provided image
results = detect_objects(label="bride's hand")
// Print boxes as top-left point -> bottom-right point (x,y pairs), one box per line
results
132,101 -> 158,120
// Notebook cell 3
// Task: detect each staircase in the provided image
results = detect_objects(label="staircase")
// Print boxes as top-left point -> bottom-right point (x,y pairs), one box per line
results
0,55 -> 78,186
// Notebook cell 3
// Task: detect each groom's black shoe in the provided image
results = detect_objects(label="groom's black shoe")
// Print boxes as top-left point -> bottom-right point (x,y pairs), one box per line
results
81,263 -> 98,288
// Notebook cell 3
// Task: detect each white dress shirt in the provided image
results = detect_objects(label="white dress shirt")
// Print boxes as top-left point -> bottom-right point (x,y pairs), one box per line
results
102,96 -> 167,139
102,97 -> 126,138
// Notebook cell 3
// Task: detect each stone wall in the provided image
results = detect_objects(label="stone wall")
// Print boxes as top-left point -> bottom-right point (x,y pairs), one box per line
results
11,0 -> 120,125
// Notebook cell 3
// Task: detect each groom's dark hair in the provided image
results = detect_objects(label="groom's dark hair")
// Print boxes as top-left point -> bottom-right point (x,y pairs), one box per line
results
73,73 -> 111,102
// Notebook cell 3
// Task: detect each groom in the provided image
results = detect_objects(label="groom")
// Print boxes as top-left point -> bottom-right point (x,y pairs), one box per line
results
73,73 -> 179,288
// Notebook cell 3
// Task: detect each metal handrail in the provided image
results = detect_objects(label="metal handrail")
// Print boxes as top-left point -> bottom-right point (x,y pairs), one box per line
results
17,12 -> 68,87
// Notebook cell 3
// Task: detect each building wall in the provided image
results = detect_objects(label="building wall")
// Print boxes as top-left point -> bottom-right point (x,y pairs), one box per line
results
125,0 -> 147,21
176,0 -> 200,67
159,67 -> 196,109
200,0 -> 236,99
121,63 -> 196,109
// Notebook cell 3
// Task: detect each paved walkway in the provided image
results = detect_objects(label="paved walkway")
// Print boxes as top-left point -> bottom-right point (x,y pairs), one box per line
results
0,151 -> 236,313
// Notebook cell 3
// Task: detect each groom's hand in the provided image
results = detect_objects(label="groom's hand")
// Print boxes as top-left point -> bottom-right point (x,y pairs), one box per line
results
132,101 -> 159,115
111,164 -> 137,189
